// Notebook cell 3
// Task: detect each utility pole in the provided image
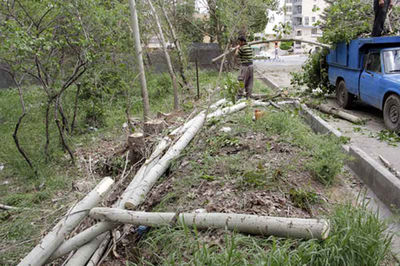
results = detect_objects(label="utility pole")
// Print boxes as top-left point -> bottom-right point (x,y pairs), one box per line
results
129,0 -> 150,121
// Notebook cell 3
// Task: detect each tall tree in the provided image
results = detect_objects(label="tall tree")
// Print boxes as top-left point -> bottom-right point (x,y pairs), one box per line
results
129,0 -> 151,121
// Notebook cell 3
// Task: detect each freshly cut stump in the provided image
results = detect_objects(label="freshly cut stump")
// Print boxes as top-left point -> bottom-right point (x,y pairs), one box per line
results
127,132 -> 145,163
144,119 -> 165,136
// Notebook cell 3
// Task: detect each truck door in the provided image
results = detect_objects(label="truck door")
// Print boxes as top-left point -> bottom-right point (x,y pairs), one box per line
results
359,52 -> 383,108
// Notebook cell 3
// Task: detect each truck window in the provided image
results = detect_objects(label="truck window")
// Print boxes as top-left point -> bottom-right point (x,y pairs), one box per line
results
383,49 -> 400,73
365,53 -> 381,73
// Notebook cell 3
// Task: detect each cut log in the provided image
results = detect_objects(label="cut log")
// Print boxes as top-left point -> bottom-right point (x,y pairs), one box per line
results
48,222 -> 116,261
51,112 -> 205,261
143,119 -> 166,136
127,132 -> 145,163
86,233 -> 111,266
207,102 -> 247,120
90,208 -> 330,240
210,98 -> 228,109
316,104 -> 364,124
18,177 -> 114,266
124,112 -> 206,209
65,232 -> 108,266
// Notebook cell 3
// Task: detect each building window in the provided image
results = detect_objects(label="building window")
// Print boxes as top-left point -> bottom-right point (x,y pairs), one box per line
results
286,0 -> 291,3
313,4 -> 317,10
305,17 -> 309,25
311,28 -> 318,35
297,30 -> 302,36
312,17 -> 316,22
294,17 -> 302,26
287,6 -> 292,12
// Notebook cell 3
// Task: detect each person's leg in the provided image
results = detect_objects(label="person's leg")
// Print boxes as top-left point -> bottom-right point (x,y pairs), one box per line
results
245,65 -> 253,99
373,0 -> 390,36
238,66 -> 245,97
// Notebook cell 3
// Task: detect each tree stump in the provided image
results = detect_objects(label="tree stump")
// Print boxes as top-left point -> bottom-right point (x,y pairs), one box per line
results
143,119 -> 165,136
128,132 -> 145,163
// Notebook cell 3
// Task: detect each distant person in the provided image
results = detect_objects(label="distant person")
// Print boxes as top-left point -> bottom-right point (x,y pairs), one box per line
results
372,0 -> 393,37
274,41 -> 279,60
235,36 -> 253,99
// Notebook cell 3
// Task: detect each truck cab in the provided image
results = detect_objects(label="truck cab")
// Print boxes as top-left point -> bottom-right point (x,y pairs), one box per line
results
327,37 -> 400,132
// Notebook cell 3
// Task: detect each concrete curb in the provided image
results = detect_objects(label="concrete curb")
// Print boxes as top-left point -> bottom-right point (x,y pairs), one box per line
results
348,146 -> 400,210
254,69 -> 280,90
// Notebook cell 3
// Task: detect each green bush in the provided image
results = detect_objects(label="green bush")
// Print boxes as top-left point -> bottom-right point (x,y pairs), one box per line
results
280,41 -> 293,51
291,49 -> 334,94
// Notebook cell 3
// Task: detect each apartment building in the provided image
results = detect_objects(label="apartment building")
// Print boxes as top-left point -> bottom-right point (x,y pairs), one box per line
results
288,0 -> 328,48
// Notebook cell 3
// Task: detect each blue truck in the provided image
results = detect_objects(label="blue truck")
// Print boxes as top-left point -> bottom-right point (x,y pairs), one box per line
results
327,36 -> 400,132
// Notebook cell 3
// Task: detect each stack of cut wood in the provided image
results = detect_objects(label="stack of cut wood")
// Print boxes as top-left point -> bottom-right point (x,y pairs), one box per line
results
17,99 -> 330,266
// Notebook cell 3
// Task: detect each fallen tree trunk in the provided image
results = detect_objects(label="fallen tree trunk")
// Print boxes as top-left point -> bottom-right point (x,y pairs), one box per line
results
90,208 -> 330,240
212,38 -> 330,63
86,233 -> 111,266
51,111 -> 206,262
316,104 -> 364,124
18,177 -> 114,266
65,232 -> 108,266
124,112 -> 206,209
207,102 -> 247,119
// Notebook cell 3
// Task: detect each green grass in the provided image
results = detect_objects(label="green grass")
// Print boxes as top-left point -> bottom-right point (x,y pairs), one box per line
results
237,109 -> 347,185
132,202 -> 392,265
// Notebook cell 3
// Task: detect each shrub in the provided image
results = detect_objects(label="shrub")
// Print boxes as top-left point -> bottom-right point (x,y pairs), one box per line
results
280,41 -> 293,51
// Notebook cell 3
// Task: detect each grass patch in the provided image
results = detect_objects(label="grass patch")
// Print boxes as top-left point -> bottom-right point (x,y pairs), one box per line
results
132,202 -> 392,265
238,109 -> 348,185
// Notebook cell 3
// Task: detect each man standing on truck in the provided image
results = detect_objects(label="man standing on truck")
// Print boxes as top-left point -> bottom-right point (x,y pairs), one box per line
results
235,36 -> 253,99
372,0 -> 393,37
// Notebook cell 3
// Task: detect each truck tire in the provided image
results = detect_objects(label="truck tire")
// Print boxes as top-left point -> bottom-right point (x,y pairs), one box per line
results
383,94 -> 400,132
336,80 -> 354,109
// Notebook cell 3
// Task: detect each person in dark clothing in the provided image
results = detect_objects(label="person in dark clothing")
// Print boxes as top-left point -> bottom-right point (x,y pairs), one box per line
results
235,36 -> 253,99
372,0 -> 393,37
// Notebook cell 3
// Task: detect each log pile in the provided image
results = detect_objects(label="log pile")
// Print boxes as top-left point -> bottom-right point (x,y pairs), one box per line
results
18,99 -> 330,266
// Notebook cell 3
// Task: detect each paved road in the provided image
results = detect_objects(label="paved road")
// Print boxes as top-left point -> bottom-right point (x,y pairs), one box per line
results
254,55 -> 307,88
256,54 -> 400,173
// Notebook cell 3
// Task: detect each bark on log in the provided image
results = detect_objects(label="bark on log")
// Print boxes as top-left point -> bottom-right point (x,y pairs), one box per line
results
207,102 -> 247,120
124,112 -> 206,209
18,177 -> 114,266
317,104 -> 363,124
86,233 -> 110,266
65,232 -> 108,266
210,98 -> 228,109
90,208 -> 330,240
143,119 -> 166,136
212,38 -> 330,63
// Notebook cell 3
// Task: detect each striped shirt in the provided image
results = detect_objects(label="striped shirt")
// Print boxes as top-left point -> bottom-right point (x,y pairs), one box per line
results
238,44 -> 253,64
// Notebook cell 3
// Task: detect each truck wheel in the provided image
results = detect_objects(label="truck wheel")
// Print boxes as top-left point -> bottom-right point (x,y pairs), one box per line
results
383,94 -> 400,132
336,80 -> 354,109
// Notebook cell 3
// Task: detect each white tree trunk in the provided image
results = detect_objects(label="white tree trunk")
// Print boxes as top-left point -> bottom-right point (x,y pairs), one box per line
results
64,232 -> 108,266
48,222 -> 115,261
90,208 -> 330,240
146,0 -> 179,110
207,102 -> 247,120
124,112 -> 206,209
18,177 -> 114,266
128,0 -> 150,121
317,104 -> 363,124
210,98 -> 228,109
86,233 -> 111,266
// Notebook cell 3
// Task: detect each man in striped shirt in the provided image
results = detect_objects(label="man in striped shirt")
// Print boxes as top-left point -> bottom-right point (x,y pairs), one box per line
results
235,36 -> 253,99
